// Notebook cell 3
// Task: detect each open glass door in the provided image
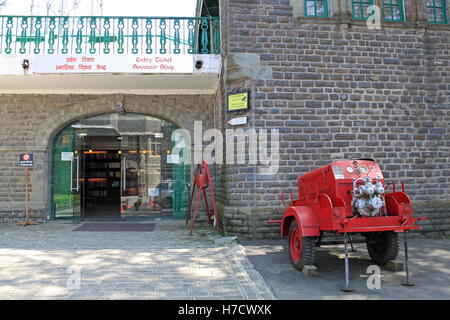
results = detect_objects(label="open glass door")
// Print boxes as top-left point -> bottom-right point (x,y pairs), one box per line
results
51,127 -> 85,222
120,133 -> 163,220
71,132 -> 85,223
165,127 -> 191,220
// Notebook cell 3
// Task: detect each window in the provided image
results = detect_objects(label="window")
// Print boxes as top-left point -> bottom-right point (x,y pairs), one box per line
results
382,0 -> 405,21
305,0 -> 329,17
426,0 -> 447,24
351,0 -> 375,19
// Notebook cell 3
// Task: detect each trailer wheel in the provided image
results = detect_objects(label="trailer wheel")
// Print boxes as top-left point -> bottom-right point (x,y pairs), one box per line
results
288,221 -> 316,271
366,231 -> 399,266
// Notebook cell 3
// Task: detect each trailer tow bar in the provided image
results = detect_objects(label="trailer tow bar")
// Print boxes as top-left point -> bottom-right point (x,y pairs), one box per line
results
341,233 -> 354,292
401,231 -> 415,286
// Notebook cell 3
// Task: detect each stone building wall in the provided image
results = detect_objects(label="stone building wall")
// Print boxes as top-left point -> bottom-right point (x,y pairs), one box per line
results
220,0 -> 450,238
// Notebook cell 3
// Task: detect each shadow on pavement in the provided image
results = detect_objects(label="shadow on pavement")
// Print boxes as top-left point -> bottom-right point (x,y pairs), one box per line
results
241,238 -> 450,300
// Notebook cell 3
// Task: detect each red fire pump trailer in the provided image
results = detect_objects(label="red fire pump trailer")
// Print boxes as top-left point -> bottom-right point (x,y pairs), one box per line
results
270,159 -> 425,291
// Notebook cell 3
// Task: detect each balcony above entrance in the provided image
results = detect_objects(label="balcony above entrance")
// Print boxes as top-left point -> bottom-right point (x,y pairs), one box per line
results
0,16 -> 221,94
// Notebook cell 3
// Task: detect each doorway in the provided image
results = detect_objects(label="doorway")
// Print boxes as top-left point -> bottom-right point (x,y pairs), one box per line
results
83,136 -> 121,220
51,113 -> 191,222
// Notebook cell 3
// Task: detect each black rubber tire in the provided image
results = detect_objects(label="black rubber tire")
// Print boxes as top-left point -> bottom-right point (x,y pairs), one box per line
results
288,221 -> 316,271
366,231 -> 399,266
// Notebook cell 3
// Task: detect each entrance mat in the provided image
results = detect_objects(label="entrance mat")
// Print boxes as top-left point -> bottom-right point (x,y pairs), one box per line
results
73,223 -> 156,232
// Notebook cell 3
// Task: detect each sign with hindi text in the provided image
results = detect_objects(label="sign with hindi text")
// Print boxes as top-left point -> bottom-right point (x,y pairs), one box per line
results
34,55 -> 194,74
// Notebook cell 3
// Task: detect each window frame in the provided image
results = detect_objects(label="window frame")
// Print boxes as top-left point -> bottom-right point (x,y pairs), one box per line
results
351,0 -> 376,20
304,0 -> 329,18
382,0 -> 405,22
425,0 -> 448,24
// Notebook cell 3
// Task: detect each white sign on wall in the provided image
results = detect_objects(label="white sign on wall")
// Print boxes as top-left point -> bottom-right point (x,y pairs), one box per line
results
61,152 -> 74,161
34,55 -> 194,74
227,116 -> 248,126
167,154 -> 180,164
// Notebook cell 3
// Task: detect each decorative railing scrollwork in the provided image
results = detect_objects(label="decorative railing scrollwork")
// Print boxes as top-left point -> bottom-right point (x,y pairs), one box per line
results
0,15 -> 220,55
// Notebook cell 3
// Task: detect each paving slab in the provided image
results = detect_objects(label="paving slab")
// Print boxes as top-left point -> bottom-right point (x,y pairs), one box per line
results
0,221 -> 275,300
241,238 -> 450,300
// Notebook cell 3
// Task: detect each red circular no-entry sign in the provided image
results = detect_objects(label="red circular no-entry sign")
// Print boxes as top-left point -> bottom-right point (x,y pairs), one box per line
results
19,153 -> 34,167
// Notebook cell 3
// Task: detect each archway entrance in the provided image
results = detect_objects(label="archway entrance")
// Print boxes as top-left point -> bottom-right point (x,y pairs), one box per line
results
51,113 -> 190,222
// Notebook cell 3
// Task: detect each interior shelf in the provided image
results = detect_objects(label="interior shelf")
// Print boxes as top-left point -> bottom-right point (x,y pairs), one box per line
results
83,150 -> 121,207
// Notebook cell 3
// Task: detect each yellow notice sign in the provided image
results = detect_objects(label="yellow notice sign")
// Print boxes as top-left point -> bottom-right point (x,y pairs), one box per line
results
227,91 -> 249,112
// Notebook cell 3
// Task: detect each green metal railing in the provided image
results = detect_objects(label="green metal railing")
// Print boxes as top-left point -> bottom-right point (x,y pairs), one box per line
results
0,16 -> 220,55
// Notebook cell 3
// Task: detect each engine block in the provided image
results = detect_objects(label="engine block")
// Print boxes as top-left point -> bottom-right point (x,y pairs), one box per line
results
351,177 -> 385,217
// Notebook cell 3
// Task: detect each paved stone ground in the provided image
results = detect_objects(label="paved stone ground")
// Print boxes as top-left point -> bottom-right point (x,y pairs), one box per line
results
241,237 -> 450,300
0,221 -> 275,300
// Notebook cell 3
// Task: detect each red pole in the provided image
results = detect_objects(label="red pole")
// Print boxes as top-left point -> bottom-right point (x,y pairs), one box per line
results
18,166 -> 37,226
25,167 -> 28,222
